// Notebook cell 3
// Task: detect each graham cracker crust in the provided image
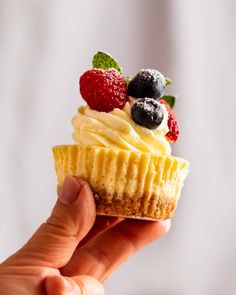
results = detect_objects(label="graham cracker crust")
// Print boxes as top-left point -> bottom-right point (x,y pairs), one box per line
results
95,194 -> 177,220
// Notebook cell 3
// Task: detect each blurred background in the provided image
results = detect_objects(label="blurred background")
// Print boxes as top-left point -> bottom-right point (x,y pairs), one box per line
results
0,0 -> 236,294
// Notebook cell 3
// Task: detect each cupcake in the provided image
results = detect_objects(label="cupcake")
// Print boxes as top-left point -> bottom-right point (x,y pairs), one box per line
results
53,51 -> 189,220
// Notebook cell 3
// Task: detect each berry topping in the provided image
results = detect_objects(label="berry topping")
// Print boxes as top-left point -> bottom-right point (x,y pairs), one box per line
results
128,69 -> 166,100
131,98 -> 164,130
79,69 -> 128,112
160,99 -> 179,142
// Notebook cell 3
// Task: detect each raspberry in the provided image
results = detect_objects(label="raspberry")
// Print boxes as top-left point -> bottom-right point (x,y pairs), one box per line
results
160,99 -> 179,142
79,69 -> 128,112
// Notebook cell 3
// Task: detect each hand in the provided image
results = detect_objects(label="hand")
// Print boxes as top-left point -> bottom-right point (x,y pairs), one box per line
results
0,176 -> 170,295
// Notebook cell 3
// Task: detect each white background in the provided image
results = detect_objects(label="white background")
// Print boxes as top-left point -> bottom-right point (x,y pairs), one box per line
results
0,1 -> 236,294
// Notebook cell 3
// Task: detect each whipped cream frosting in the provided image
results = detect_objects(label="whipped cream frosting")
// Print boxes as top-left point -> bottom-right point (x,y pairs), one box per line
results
71,102 -> 171,156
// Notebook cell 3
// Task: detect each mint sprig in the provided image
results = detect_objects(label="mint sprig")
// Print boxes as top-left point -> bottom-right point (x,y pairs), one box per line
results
92,51 -> 122,73
165,77 -> 172,86
162,95 -> 176,108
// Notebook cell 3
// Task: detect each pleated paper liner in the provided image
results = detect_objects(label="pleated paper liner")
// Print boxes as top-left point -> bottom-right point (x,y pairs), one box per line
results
52,145 -> 189,220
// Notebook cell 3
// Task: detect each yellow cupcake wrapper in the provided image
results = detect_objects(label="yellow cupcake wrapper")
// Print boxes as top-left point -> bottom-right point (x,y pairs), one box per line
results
52,144 -> 189,219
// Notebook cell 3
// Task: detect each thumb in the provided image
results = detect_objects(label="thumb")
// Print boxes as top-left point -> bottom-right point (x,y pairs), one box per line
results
45,275 -> 105,295
5,176 -> 96,268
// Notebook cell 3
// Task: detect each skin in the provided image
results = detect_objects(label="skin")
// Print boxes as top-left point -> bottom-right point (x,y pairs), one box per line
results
0,176 -> 170,294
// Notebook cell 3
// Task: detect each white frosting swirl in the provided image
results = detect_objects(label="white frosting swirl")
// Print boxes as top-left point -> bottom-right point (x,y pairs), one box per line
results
71,102 -> 171,156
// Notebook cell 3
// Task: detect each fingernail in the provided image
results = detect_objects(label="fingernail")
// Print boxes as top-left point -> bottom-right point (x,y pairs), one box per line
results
59,176 -> 81,204
63,277 -> 74,292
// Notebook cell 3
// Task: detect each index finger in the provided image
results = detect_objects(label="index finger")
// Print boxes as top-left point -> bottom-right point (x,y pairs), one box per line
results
61,219 -> 171,282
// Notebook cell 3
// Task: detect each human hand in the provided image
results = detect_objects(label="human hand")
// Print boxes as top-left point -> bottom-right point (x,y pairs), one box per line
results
0,176 -> 170,294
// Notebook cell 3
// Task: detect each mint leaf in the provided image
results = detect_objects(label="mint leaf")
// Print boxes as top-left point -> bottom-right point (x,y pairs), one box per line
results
92,51 -> 122,73
165,77 -> 172,86
162,95 -> 176,108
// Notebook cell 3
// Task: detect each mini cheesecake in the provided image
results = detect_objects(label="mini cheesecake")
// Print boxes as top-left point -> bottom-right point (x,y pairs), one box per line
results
52,51 -> 189,220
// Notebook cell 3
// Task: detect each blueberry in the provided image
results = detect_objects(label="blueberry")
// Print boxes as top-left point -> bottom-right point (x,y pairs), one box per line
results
128,69 -> 165,99
131,98 -> 164,129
